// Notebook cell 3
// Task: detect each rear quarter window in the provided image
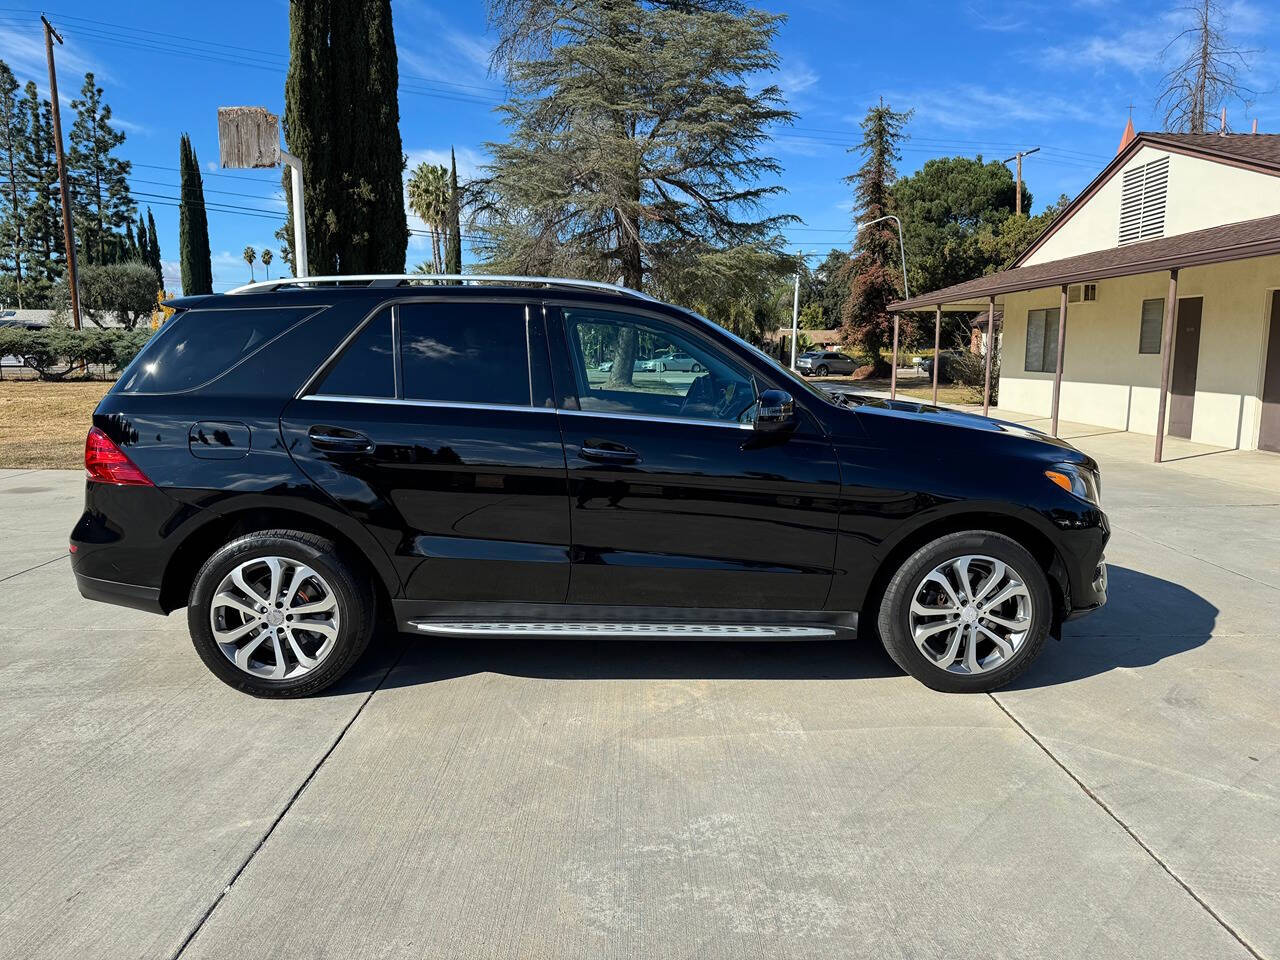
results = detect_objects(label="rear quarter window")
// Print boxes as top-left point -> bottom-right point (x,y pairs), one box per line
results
115,307 -> 316,394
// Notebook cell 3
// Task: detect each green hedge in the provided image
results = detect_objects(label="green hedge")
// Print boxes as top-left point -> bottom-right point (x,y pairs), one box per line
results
0,326 -> 155,380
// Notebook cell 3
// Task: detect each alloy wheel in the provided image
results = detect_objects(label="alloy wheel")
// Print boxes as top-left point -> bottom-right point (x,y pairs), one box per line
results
209,556 -> 341,680
907,554 -> 1033,675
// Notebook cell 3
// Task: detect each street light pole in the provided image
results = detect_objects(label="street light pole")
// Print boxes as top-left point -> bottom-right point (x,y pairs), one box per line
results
854,215 -> 910,399
790,252 -> 803,370
280,151 -> 308,278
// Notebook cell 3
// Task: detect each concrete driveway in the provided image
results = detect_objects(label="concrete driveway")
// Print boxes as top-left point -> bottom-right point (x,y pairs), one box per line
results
0,447 -> 1276,960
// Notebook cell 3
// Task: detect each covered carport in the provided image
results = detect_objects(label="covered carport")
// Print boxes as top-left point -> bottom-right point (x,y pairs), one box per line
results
887,213 -> 1280,461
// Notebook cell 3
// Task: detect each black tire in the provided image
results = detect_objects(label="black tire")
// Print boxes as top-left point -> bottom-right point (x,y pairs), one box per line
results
187,529 -> 376,698
816,364 -> 829,377
876,530 -> 1052,693
692,362 -> 704,373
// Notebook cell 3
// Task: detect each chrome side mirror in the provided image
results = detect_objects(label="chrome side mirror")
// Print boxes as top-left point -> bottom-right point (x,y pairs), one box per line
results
754,389 -> 795,433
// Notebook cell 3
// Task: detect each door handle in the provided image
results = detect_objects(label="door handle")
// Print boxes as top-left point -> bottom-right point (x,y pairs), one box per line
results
579,439 -> 639,464
308,425 -> 374,453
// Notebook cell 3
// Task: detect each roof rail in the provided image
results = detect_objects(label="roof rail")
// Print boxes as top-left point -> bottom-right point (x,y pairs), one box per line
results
223,273 -> 658,301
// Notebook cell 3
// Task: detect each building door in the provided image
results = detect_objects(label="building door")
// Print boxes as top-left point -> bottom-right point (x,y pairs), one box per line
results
1260,292 -> 1280,453
1168,297 -> 1203,439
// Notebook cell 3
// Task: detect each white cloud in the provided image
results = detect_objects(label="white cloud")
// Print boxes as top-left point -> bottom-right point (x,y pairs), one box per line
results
0,23 -> 104,92
776,62 -> 819,99
880,84 -> 1106,132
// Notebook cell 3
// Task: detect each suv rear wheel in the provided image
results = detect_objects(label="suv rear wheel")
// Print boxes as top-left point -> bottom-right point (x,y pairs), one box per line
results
876,531 -> 1052,693
187,530 -> 375,697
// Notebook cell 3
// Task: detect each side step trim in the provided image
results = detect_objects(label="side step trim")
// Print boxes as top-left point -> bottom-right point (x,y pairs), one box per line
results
409,621 -> 837,639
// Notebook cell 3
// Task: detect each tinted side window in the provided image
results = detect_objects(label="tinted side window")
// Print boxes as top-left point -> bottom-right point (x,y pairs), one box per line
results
313,309 -> 394,398
117,307 -> 314,394
399,301 -> 530,405
563,307 -> 755,423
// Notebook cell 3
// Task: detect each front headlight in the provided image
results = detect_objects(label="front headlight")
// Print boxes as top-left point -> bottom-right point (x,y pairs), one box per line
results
1045,464 -> 1101,506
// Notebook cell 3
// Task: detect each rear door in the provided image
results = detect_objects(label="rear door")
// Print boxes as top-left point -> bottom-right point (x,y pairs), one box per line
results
281,298 -> 572,603
548,303 -> 841,610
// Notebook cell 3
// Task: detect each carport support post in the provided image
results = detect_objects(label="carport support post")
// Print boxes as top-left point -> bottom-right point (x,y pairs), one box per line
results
890,314 -> 899,400
1050,284 -> 1068,437
982,296 -> 995,417
1154,268 -> 1179,463
932,305 -> 941,405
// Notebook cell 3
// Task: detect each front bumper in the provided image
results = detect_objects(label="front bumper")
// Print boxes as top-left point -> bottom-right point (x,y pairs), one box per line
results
1064,553 -> 1108,620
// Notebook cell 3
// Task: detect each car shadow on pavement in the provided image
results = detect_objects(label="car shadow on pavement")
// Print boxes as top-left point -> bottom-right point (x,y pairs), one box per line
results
324,565 -> 1216,695
1005,564 -> 1217,689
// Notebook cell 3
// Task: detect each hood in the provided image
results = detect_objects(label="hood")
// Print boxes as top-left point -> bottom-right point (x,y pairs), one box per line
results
829,390 -> 1087,458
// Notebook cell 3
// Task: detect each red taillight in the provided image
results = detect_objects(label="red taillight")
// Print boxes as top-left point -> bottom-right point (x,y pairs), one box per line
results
84,427 -> 153,486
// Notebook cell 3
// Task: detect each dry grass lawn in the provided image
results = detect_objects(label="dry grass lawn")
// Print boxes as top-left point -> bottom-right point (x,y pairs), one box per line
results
0,379 -> 112,469
816,373 -> 979,407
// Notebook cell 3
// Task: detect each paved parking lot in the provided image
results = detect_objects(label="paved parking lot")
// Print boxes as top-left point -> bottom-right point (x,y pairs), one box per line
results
0,443 -> 1277,960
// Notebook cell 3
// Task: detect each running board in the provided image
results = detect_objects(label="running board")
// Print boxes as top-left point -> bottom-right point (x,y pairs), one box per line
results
409,621 -> 837,639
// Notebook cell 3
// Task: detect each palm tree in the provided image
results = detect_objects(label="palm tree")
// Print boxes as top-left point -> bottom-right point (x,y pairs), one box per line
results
260,248 -> 273,279
407,162 -> 450,273
243,246 -> 256,281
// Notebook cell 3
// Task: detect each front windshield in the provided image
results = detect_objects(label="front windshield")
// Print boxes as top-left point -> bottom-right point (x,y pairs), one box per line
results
673,307 -> 846,409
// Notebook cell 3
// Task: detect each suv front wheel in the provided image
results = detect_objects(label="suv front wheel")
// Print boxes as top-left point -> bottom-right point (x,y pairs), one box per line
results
876,531 -> 1052,692
187,530 -> 375,697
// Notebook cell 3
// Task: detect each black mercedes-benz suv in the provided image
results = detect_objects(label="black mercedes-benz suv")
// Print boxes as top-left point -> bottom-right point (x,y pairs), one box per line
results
71,275 -> 1108,697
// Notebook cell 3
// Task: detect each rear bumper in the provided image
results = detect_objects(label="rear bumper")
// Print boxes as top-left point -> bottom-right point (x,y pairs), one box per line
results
73,571 -> 166,615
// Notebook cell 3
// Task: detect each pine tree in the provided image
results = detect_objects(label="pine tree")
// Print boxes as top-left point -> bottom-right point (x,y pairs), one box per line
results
479,0 -> 794,293
145,206 -> 162,280
68,72 -> 134,265
0,60 -> 27,305
838,98 -> 912,375
284,0 -> 408,273
18,82 -> 62,305
445,147 -> 462,274
178,134 -> 213,295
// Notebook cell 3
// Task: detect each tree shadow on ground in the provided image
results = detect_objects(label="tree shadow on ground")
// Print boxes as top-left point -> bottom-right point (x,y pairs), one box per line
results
326,564 -> 1214,696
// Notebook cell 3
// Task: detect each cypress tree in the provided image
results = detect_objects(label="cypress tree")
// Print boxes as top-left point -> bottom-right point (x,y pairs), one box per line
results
445,147 -> 462,274
178,134 -> 213,295
146,206 -> 162,280
284,0 -> 407,273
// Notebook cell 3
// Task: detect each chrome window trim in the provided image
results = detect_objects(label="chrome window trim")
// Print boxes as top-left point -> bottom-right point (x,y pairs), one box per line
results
305,395 -> 551,415
300,394 -> 753,430
557,408 -> 754,431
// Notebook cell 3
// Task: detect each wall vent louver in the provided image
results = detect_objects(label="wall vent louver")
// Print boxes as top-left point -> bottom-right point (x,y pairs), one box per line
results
1118,155 -> 1170,245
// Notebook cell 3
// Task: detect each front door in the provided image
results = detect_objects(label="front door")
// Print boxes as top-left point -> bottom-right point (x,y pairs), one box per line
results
281,299 -> 572,603
1168,296 -> 1203,439
1260,293 -> 1280,453
549,304 -> 842,610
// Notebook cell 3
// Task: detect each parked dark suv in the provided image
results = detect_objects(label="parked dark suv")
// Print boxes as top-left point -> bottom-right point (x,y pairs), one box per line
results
71,276 -> 1108,697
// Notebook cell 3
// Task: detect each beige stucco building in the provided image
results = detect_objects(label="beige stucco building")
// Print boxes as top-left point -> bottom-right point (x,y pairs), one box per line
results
890,132 -> 1280,460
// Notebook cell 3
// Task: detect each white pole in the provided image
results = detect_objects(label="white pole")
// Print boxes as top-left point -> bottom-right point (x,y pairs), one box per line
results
790,254 -> 802,370
281,150 -> 309,278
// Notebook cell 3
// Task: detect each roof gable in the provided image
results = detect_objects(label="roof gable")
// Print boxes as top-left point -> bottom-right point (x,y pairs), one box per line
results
1012,133 -> 1280,267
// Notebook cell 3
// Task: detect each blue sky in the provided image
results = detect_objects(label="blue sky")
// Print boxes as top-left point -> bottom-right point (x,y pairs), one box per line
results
0,0 -> 1275,292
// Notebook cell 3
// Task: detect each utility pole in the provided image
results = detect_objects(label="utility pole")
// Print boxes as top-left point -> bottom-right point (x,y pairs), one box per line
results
1002,146 -> 1040,217
42,15 -> 80,329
